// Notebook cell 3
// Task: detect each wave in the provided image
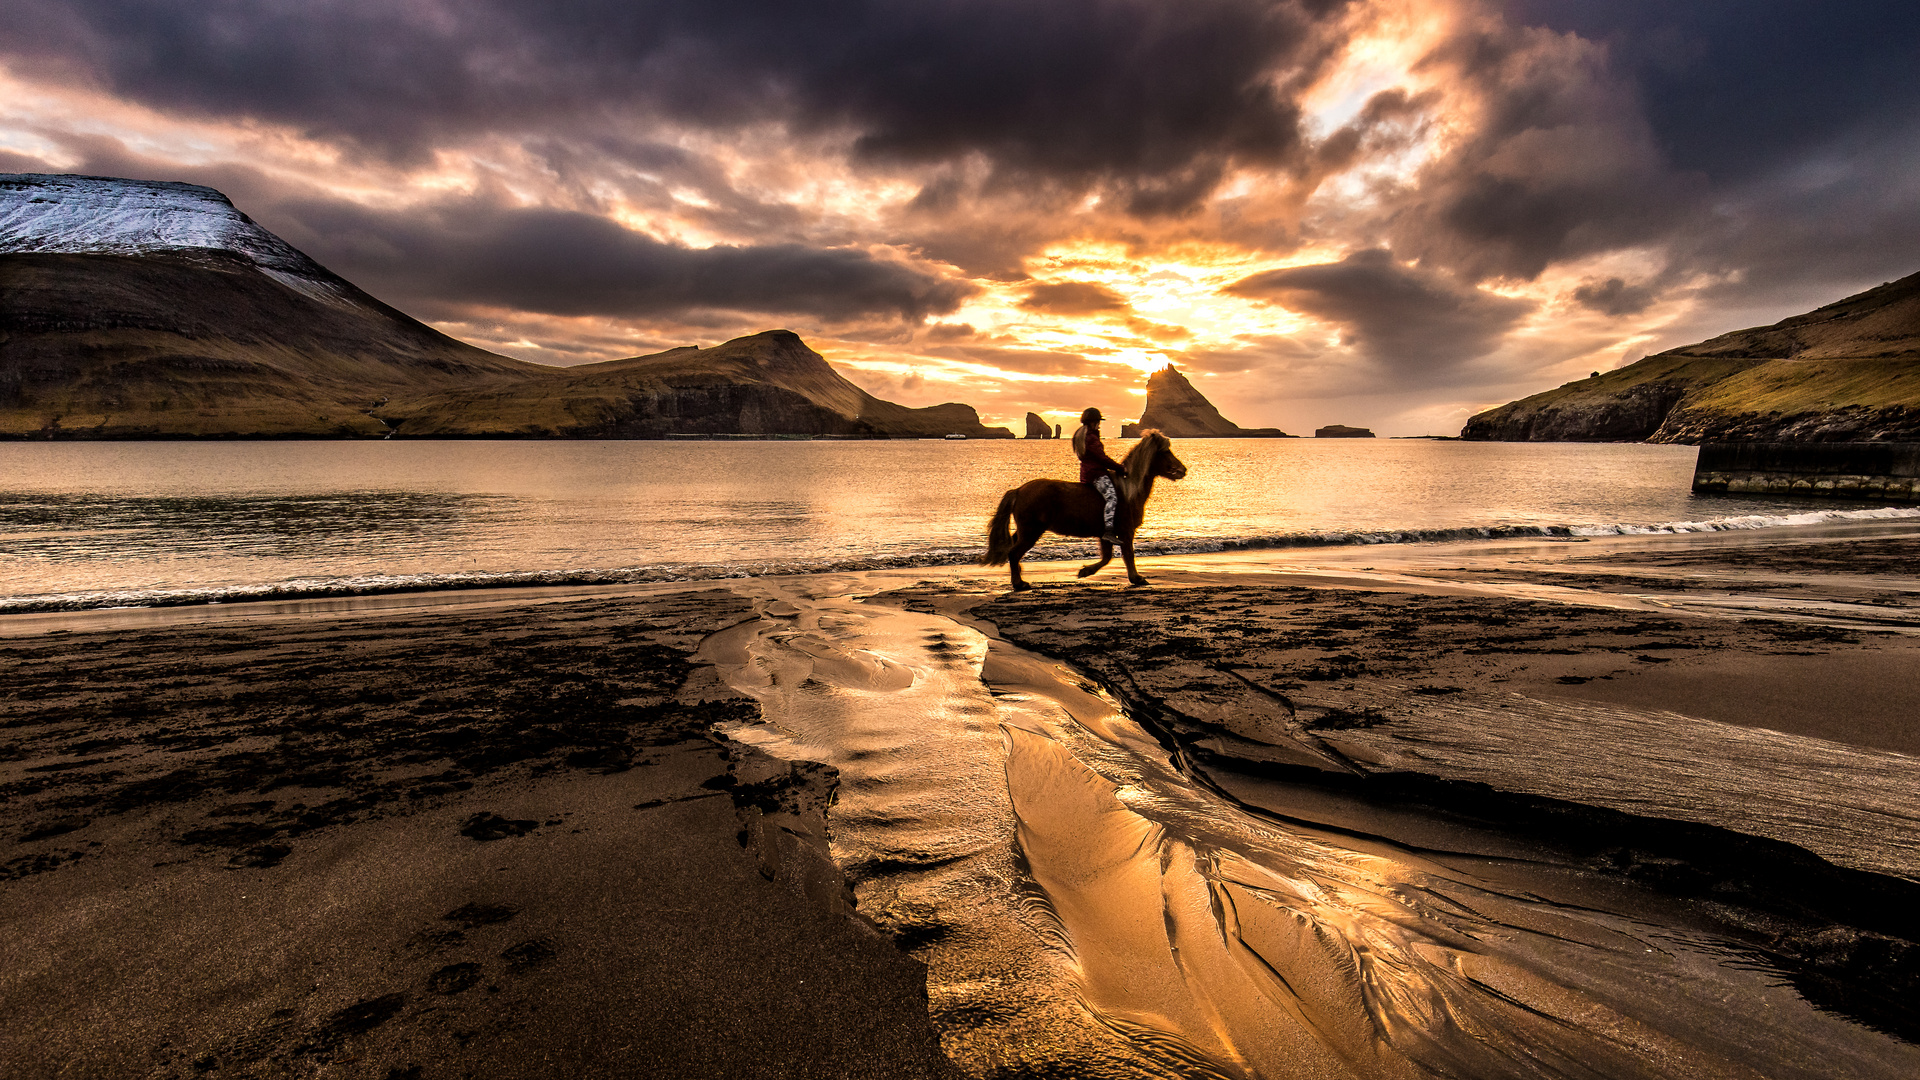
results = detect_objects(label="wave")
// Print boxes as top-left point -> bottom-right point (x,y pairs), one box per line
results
1150,503 -> 1920,552
6,504 -> 1918,614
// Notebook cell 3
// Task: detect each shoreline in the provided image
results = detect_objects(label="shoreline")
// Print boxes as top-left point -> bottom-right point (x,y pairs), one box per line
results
8,505 -> 1920,622
5,521 -> 1920,1074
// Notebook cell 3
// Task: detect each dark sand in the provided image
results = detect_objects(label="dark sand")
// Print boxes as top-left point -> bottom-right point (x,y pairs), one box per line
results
0,591 -> 959,1079
5,526 -> 1920,1076
872,527 -> 1920,1046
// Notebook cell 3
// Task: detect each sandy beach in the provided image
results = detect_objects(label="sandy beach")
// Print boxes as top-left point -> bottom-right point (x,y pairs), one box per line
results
4,521 -> 1919,1077
0,589 -> 960,1079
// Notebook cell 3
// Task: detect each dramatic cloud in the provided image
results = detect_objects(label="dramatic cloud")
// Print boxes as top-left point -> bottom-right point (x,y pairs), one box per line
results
2,0 -> 1916,433
276,197 -> 977,323
1226,249 -> 1533,369
1376,17 -> 1700,283
1506,1 -> 1920,182
1018,282 -> 1132,316
1571,276 -> 1656,318
925,343 -> 1109,377
0,0 -> 1349,208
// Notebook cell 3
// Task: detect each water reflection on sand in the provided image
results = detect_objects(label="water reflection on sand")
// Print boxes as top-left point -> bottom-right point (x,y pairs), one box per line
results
705,567 -> 1920,1080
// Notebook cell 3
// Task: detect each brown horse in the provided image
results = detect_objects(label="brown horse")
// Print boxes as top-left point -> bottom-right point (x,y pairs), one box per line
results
982,430 -> 1188,591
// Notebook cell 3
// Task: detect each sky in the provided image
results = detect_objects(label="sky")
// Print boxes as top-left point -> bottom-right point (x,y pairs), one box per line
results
3,1 -> 1917,436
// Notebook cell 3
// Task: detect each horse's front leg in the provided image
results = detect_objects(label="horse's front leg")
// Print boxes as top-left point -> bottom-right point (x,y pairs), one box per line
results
1121,535 -> 1148,586
1077,539 -> 1114,578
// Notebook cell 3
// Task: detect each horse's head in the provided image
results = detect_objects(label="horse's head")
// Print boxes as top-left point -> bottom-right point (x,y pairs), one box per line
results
1152,436 -> 1188,481
1123,430 -> 1187,489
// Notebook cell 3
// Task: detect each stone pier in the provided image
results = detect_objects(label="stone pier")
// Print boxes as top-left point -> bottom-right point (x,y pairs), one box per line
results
1692,441 -> 1920,501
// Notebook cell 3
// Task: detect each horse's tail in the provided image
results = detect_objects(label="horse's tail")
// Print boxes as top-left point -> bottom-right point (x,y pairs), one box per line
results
981,489 -> 1018,565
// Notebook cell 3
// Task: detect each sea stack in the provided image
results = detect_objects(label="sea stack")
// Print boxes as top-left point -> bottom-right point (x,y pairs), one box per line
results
1119,364 -> 1289,438
1024,412 -> 1053,439
1315,425 -> 1375,438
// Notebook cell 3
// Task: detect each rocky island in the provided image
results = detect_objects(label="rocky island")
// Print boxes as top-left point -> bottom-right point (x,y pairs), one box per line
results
1463,270 -> 1920,443
0,174 -> 1011,440
1119,364 -> 1288,438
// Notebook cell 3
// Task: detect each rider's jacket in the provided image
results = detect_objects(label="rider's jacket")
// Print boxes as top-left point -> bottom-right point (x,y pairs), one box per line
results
1073,424 -> 1116,485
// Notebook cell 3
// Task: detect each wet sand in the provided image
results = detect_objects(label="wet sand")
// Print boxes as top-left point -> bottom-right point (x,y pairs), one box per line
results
0,590 -> 959,1079
4,522 -> 1920,1077
869,525 -> 1920,1065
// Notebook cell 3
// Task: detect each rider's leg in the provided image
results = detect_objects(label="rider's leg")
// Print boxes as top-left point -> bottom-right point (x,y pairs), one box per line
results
1095,476 -> 1120,542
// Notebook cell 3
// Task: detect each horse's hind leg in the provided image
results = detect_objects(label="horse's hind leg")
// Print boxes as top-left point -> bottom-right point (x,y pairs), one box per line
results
1077,540 -> 1113,578
1007,525 -> 1042,591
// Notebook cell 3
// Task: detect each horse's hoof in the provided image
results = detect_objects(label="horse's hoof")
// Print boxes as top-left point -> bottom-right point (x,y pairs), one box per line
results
1128,577 -> 1150,587
1076,567 -> 1099,578
1011,582 -> 1034,592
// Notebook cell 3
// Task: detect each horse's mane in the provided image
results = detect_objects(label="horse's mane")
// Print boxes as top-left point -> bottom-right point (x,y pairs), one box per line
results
1119,430 -> 1167,503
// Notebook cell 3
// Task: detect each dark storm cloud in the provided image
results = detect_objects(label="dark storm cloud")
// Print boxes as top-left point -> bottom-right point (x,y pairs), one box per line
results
1473,1 -> 1920,310
1384,20 -> 1702,283
925,343 -> 1110,377
1571,277 -> 1656,317
1175,333 -> 1328,375
1018,282 -> 1132,316
2,130 -> 971,324
277,197 -> 975,323
0,0 -> 1350,210
1227,249 -> 1532,368
922,323 -> 978,342
1503,1 -> 1920,183
0,147 -> 55,173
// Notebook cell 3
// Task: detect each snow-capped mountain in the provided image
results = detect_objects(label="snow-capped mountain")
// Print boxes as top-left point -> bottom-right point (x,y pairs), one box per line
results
1,174 -> 540,438
0,174 -> 358,305
2,174 -> 321,272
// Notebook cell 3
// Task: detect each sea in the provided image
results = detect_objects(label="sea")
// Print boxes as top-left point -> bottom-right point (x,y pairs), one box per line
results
5,437 -> 1919,612
11,438 -> 1920,1077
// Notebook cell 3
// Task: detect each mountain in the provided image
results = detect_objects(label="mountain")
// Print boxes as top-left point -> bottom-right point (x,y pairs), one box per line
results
374,330 -> 1013,438
1,174 -> 1011,440
1462,271 -> 1920,443
1,174 -> 545,437
1119,364 -> 1289,438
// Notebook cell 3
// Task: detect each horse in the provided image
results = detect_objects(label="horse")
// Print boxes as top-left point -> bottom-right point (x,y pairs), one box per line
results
981,429 -> 1188,591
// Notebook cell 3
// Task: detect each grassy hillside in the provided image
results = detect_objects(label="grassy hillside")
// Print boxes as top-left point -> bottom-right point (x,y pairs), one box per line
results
1,252 -> 542,438
2,257 -> 1006,440
376,330 -> 1011,439
1463,270 -> 1920,442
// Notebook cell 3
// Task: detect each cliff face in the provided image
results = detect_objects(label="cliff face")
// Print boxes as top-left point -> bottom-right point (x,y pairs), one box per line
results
1463,270 -> 1920,443
1,174 -> 1011,439
1118,365 -> 1288,438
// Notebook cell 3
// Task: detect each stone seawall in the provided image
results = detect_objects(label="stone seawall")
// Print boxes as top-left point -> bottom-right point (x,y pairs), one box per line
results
1692,442 -> 1920,501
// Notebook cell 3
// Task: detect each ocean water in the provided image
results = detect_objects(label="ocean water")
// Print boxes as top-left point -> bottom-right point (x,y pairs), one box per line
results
3,438 -> 1916,611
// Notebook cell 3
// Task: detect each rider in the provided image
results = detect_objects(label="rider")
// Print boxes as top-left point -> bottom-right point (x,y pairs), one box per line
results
1072,407 -> 1124,544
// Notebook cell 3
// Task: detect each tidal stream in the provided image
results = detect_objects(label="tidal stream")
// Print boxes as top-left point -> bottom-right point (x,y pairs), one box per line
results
697,574 -> 1920,1080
